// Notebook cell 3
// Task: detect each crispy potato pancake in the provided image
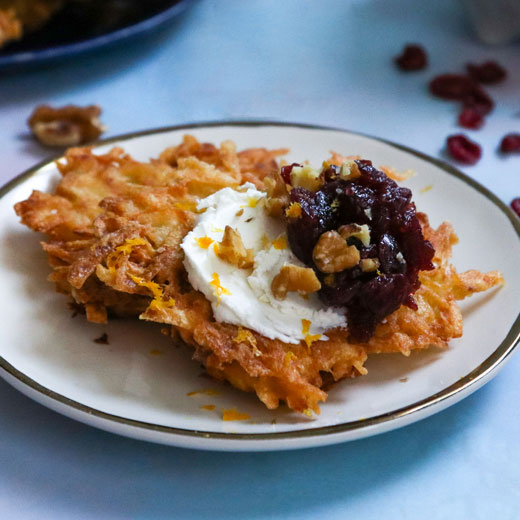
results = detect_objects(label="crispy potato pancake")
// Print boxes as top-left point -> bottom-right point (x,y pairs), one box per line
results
14,136 -> 503,413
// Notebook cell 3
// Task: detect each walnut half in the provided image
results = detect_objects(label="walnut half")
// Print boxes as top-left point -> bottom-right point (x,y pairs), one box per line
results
216,226 -> 254,269
264,173 -> 289,218
28,104 -> 107,147
360,258 -> 380,272
271,264 -> 321,300
313,230 -> 360,273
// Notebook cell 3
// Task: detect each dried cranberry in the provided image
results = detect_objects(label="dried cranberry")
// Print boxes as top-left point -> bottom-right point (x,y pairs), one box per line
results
467,61 -> 507,84
430,73 -> 494,115
286,160 -> 435,342
511,198 -> 520,217
395,44 -> 428,71
463,84 -> 494,115
446,134 -> 482,165
429,74 -> 474,100
500,133 -> 520,153
458,107 -> 484,129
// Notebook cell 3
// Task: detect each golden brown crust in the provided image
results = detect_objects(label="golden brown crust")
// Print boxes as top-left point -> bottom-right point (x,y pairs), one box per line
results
14,137 -> 504,413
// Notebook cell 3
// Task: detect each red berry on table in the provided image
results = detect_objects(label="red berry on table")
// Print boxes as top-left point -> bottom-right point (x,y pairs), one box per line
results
463,84 -> 494,115
430,74 -> 474,100
446,134 -> 482,165
458,107 -> 484,129
500,134 -> 520,154
467,61 -> 507,84
395,44 -> 428,71
511,198 -> 520,218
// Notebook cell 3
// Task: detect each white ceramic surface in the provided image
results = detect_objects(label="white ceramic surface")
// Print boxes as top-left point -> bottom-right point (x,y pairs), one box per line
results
0,122 -> 518,451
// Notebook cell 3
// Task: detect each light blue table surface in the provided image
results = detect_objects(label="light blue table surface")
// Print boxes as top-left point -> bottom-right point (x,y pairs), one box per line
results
1,1 -> 519,518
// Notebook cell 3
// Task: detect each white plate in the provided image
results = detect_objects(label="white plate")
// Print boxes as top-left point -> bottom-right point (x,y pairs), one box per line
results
1,122 -> 519,451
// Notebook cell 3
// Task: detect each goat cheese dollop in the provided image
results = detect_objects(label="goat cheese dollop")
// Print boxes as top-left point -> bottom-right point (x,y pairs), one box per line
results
180,184 -> 346,344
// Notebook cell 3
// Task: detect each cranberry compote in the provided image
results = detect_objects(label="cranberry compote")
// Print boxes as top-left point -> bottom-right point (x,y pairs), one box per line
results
285,161 -> 435,342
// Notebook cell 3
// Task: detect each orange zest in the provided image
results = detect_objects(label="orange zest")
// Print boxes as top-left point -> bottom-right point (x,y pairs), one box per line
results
301,319 -> 321,350
272,236 -> 287,250
106,237 -> 149,274
174,201 -> 205,213
130,275 -> 175,310
210,272 -> 231,304
247,196 -> 259,208
233,327 -> 261,357
285,202 -> 302,218
187,388 -> 221,397
222,408 -> 251,421
195,236 -> 214,249
284,351 -> 297,367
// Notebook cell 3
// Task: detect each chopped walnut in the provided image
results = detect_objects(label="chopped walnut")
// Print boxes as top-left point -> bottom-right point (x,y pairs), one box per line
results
290,165 -> 323,191
338,223 -> 371,247
216,226 -> 254,269
264,173 -> 289,217
360,258 -> 380,272
339,160 -> 361,180
313,231 -> 360,273
28,104 -> 107,147
271,264 -> 321,300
